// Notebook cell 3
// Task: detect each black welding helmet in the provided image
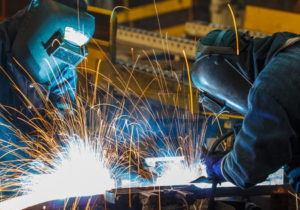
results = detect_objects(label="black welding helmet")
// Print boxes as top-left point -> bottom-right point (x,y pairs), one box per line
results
11,0 -> 95,84
191,30 -> 252,115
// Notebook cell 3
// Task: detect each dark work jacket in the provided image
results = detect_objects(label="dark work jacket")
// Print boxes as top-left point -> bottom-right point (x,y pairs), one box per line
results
0,9 -> 77,162
198,30 -> 300,189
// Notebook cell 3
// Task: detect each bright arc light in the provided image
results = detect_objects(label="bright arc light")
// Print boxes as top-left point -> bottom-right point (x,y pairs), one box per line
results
0,139 -> 114,210
156,161 -> 205,186
64,27 -> 89,46
145,156 -> 184,168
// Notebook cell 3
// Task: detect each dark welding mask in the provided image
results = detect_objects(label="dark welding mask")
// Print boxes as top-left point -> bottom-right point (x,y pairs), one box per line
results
11,0 -> 95,84
191,30 -> 252,115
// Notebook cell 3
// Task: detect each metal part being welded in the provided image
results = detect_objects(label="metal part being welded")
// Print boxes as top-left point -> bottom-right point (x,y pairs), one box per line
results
24,184 -> 292,210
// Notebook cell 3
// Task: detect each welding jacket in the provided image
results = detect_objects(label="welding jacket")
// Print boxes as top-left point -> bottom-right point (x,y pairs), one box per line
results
0,9 -> 77,162
197,30 -> 300,190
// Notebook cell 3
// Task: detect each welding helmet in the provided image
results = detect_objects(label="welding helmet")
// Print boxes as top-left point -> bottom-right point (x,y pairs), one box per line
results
191,30 -> 252,115
11,0 -> 95,84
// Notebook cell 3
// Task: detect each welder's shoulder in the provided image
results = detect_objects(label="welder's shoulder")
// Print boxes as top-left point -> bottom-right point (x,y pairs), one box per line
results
0,28 -> 6,66
0,19 -> 16,54
0,21 -> 8,47
253,31 -> 299,44
0,6 -> 28,49
0,21 -> 14,67
249,49 -> 300,120
252,32 -> 300,58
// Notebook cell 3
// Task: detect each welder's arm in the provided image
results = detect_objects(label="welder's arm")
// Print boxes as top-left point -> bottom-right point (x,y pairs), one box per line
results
48,65 -> 77,112
221,86 -> 295,188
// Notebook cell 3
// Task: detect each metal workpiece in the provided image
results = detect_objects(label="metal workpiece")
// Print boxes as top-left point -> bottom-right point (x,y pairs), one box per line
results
116,184 -> 292,210
23,194 -> 105,210
25,184 -> 292,209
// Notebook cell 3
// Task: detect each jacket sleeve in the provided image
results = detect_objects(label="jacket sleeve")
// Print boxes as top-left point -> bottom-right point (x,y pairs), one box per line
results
48,65 -> 77,110
222,86 -> 295,188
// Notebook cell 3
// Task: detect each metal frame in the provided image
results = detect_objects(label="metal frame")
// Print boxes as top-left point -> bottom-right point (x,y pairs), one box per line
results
24,184 -> 293,209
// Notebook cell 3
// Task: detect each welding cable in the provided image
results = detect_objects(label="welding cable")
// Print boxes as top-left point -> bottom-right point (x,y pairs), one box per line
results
207,130 -> 234,210
207,179 -> 218,210
208,130 -> 234,155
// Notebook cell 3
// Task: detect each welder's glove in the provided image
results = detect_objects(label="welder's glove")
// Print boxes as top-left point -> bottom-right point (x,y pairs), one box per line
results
201,147 -> 226,182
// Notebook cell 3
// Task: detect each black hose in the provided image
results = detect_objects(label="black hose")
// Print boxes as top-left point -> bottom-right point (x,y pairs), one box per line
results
207,179 -> 218,210
206,130 -> 235,210
208,130 -> 234,156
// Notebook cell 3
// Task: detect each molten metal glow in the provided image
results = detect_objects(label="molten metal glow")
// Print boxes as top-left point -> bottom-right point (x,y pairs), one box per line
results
0,140 -> 114,209
145,156 -> 184,168
156,161 -> 205,186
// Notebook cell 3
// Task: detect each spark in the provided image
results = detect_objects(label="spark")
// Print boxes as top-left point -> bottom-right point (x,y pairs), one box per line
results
183,50 -> 194,115
0,139 -> 114,209
92,59 -> 101,106
0,5 -> 235,208
23,139 -> 114,198
227,3 -> 240,55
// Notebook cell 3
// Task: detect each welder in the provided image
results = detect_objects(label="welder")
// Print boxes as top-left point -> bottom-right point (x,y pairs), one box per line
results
191,29 -> 300,194
0,0 -> 94,164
